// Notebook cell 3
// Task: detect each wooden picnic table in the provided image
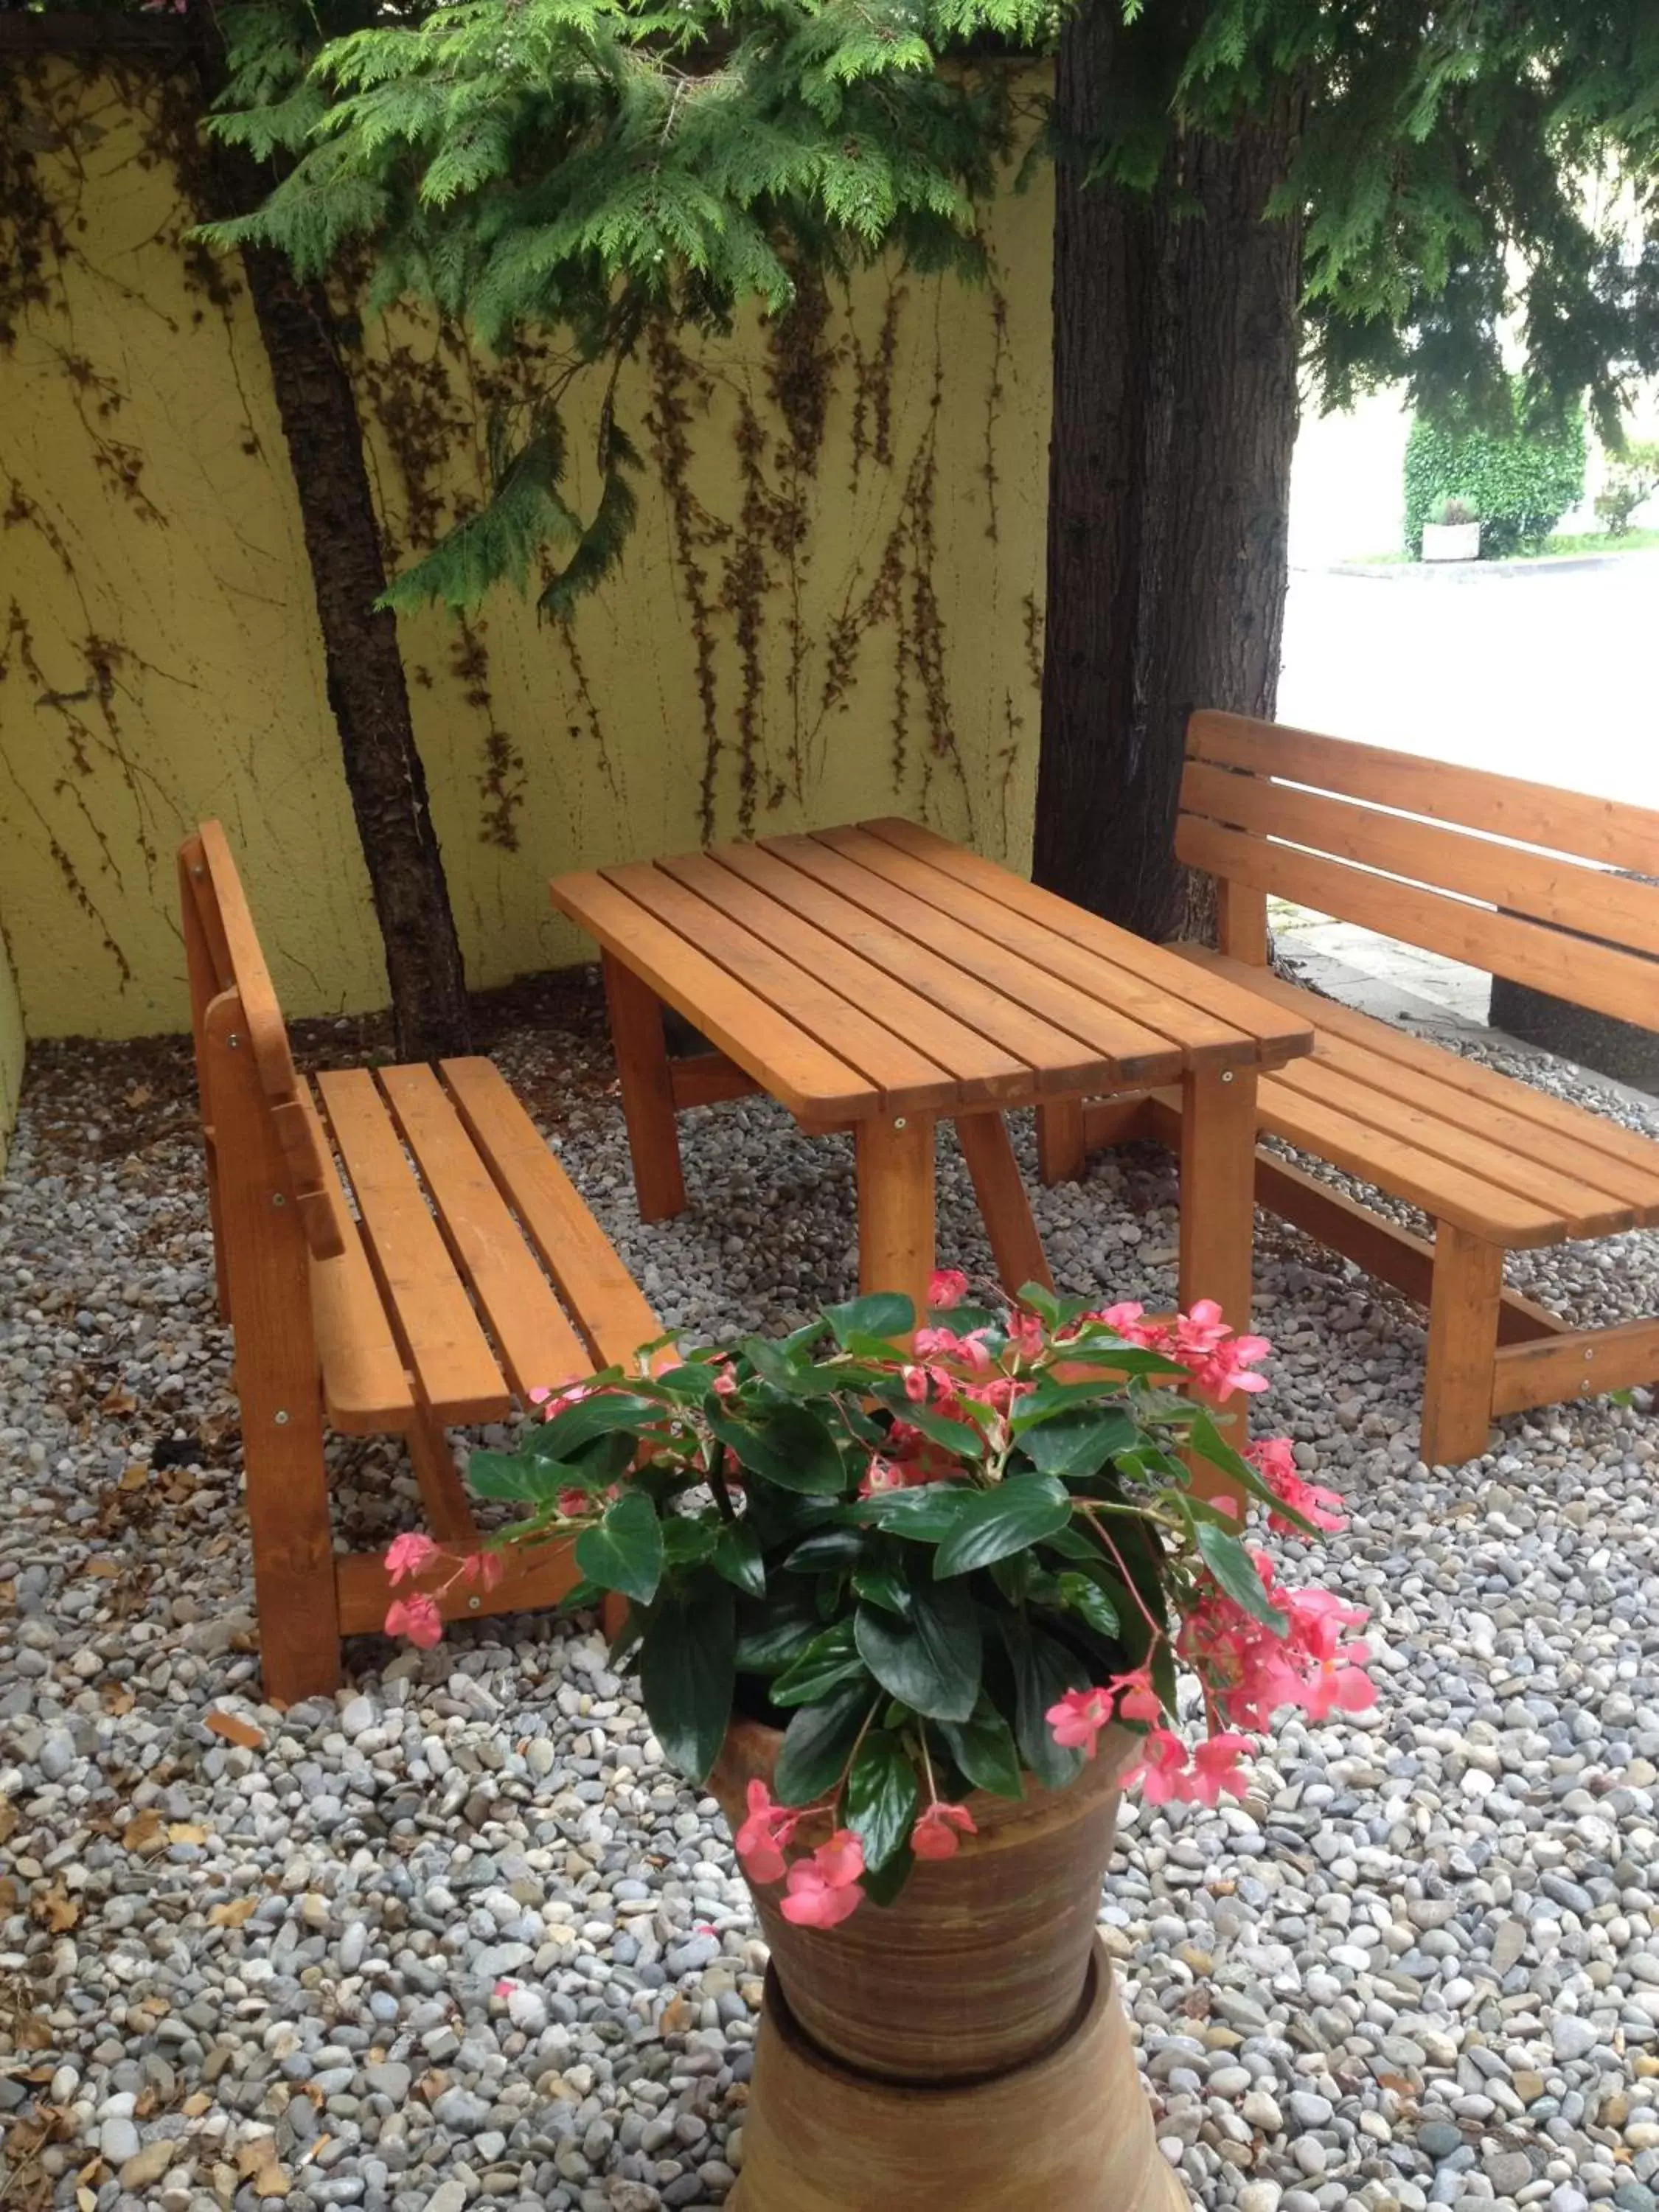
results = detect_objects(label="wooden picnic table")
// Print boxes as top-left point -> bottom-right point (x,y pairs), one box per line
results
549,819 -> 1313,1326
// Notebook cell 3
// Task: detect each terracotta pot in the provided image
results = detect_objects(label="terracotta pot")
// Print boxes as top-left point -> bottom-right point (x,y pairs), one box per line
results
709,1712 -> 1137,2084
731,1938 -> 1188,2212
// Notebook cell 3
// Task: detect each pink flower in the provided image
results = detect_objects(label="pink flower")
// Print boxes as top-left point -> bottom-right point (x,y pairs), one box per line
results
1247,1438 -> 1346,1536
1002,1309 -> 1046,1363
860,1454 -> 919,1498
734,1780 -> 801,1886
913,1326 -> 992,1372
928,1269 -> 970,1310
456,1550 -> 505,1593
557,1487 -> 590,1517
780,1831 -> 865,1927
712,1369 -> 739,1399
385,1592 -> 444,1649
1046,1685 -> 1113,1758
911,1801 -> 976,1860
902,1365 -> 931,1402
384,1531 -> 441,1585
1189,1732 -> 1255,1804
1133,1725 -> 1194,1804
529,1382 -> 594,1422
1096,1301 -> 1147,1335
1105,1667 -> 1164,1725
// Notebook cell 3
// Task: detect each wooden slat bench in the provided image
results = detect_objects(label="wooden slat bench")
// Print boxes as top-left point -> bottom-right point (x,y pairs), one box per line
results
1070,713 -> 1659,1467
179,821 -> 659,1704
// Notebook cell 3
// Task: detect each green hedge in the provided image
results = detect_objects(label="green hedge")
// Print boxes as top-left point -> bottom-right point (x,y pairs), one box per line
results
1403,392 -> 1587,558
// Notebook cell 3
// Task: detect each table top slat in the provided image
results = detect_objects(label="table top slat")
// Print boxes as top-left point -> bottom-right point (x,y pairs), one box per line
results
598,862 -> 971,1115
658,849 -> 1034,1102
761,832 -> 1188,1086
549,869 -> 874,1123
858,817 -> 1313,1063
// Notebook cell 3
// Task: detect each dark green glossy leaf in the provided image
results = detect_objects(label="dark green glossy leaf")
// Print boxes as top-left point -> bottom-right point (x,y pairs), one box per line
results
774,1681 -> 874,1805
875,1399 -> 988,1458
1194,1520 -> 1286,1629
706,1403 -> 845,1494
855,1482 -> 977,1543
783,1528 -> 866,1572
574,1491 -> 664,1604
999,1615 -> 1088,1790
854,1580 -> 981,1722
858,1840 -> 916,1906
1018,1408 -> 1140,1480
1186,1410 -> 1311,1527
844,1729 -> 919,1871
712,1520 -> 765,1599
535,1390 -> 662,1459
933,1474 -> 1072,1579
989,1550 -> 1037,1604
851,1565 -> 910,1616
937,1700 -> 1024,1798
660,1515 -> 717,1568
1056,1570 -> 1121,1638
734,1599 -> 819,1674
822,1292 -> 914,1346
557,1576 -> 605,1613
639,1579 -> 735,1784
771,1623 -> 872,1707
467,1450 -> 573,1503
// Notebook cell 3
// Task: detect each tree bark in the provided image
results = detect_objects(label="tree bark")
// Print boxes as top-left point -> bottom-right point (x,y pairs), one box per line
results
1035,7 -> 1304,945
193,74 -> 473,1059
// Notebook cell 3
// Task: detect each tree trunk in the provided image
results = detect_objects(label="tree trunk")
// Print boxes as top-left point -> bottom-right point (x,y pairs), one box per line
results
1034,10 -> 1304,946
195,83 -> 473,1060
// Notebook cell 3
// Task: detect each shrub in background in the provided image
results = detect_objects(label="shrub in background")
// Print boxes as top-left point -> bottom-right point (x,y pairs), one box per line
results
1404,390 -> 1586,557
1594,440 -> 1659,536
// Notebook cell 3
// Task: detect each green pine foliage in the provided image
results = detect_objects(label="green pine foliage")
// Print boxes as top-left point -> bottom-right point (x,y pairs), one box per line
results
1403,389 -> 1588,557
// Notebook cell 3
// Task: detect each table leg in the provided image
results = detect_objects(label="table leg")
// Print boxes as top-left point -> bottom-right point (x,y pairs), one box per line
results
602,950 -> 687,1223
1036,1099 -> 1087,1187
957,1112 -> 1054,1301
1178,1065 -> 1259,1330
856,1113 -> 936,1321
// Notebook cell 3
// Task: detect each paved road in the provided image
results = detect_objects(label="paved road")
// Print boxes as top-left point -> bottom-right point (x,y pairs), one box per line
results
1278,554 -> 1659,807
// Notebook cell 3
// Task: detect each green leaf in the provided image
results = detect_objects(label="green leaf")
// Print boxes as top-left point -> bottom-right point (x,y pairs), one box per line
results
774,1681 -> 875,1806
771,1624 -> 872,1707
937,1700 -> 1024,1798
855,1483 -> 977,1543
933,1474 -> 1072,1579
638,1581 -> 735,1786
852,1565 -> 911,1615
1186,1410 -> 1308,1524
557,1576 -> 605,1613
467,1450 -> 574,1503
822,1292 -> 914,1345
784,1528 -> 866,1572
707,1404 -> 846,1495
858,1841 -> 916,1906
534,1389 -> 660,1461
1018,1408 -> 1140,1480
734,1600 -> 820,1674
660,1516 -> 717,1568
712,1521 -> 765,1599
574,1491 -> 664,1604
854,1581 -> 981,1722
874,1399 -> 988,1459
999,1615 -> 1088,1791
1194,1521 -> 1286,1630
844,1730 -> 919,1871
1056,1570 -> 1121,1638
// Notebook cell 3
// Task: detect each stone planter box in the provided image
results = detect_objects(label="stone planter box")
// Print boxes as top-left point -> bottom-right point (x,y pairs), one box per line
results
1422,521 -> 1481,562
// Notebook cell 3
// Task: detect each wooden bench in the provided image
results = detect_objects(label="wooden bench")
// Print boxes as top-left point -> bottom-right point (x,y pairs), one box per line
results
179,821 -> 659,1705
1071,713 -> 1659,1467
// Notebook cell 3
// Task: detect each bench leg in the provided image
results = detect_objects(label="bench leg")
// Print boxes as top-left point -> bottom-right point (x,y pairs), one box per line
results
1421,1223 -> 1503,1468
1036,1100 -> 1087,1187
407,1408 -> 479,1546
857,1113 -> 936,1323
957,1112 -> 1054,1301
602,951 -> 688,1223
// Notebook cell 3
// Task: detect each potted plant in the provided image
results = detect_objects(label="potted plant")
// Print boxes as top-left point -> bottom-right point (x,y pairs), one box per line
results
384,1279 -> 1373,2211
1421,493 -> 1482,561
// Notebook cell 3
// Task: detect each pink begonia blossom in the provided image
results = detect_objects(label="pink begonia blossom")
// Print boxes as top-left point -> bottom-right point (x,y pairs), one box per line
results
458,1550 -> 505,1592
384,1592 -> 443,1648
1190,1733 -> 1256,1804
928,1268 -> 970,1310
526,1381 -> 594,1422
780,1831 -> 866,1927
1132,1726 -> 1196,1804
1246,1436 -> 1347,1535
1046,1686 -> 1114,1758
1080,1296 -> 1271,1399
860,1454 -> 922,1498
911,1801 -> 977,1860
1002,1308 -> 1046,1363
384,1531 -> 441,1584
557,1488 -> 590,1518
734,1780 -> 801,1886
913,1326 -> 992,1371
1105,1667 -> 1164,1725
712,1368 -> 740,1399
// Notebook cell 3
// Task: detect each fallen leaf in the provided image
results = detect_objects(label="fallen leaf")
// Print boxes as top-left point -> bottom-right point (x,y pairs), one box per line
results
101,1684 -> 134,1717
168,1823 -> 209,1845
122,1809 -> 164,1852
0,1798 -> 18,1844
102,1391 -> 138,1418
125,1085 -> 152,1108
205,1709 -> 262,1750
0,1877 -> 18,1910
208,1896 -> 257,1929
33,1882 -> 78,1932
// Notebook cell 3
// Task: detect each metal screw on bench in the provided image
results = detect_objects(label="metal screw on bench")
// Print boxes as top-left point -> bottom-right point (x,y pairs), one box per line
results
893,1117 -> 906,1130
272,1193 -> 285,1207
274,1411 -> 289,1425
1220,1071 -> 1234,1082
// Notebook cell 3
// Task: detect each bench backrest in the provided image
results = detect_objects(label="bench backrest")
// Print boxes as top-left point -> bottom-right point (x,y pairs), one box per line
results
178,822 -> 344,1265
1176,712 -> 1659,1033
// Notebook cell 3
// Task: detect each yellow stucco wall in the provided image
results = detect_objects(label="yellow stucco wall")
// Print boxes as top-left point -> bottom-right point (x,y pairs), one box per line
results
0,63 -> 1051,1063
0,925 -> 23,1173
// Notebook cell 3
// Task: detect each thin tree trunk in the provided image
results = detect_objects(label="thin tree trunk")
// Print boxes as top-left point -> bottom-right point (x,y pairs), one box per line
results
1035,18 -> 1304,945
1032,0 -> 1161,925
195,79 -> 473,1060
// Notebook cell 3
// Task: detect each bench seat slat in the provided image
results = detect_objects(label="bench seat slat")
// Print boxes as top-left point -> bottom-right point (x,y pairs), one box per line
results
440,1057 -> 664,1373
297,1090 -> 415,1433
316,1068 -> 512,1424
378,1063 -> 592,1404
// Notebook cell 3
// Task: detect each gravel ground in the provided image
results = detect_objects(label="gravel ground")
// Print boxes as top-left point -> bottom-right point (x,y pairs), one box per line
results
4,970 -> 1659,2212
